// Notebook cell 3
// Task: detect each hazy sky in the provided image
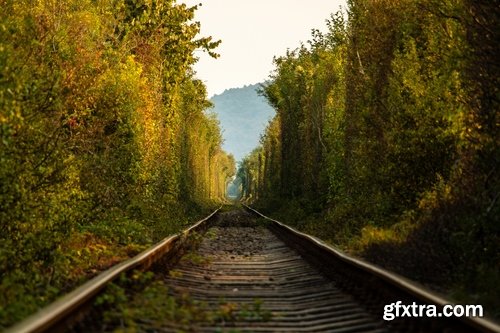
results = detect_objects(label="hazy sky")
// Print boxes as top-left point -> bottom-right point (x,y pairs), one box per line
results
181,0 -> 347,97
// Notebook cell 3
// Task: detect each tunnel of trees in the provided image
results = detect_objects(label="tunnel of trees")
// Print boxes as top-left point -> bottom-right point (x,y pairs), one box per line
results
1,0 -> 498,326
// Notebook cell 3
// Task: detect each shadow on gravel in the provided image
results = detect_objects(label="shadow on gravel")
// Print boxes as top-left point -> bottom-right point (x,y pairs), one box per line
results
213,209 -> 268,228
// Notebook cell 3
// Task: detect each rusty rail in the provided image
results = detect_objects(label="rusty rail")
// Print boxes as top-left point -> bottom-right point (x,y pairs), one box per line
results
5,207 -> 221,333
243,204 -> 500,333
6,205 -> 500,333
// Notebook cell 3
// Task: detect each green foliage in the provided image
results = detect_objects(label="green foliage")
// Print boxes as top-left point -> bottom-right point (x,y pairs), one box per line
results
239,0 -> 499,317
0,0 -> 233,328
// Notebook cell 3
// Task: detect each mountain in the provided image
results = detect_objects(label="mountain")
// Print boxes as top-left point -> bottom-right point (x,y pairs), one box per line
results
210,83 -> 275,162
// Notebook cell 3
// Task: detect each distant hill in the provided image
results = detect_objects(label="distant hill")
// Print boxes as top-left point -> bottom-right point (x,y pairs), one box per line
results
210,83 -> 275,162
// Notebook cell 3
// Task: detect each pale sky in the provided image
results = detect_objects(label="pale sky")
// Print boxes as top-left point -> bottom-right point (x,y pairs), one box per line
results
181,0 -> 347,97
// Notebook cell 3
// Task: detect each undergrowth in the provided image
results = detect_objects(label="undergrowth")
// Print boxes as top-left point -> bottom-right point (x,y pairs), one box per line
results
0,203 -> 216,329
256,197 -> 500,320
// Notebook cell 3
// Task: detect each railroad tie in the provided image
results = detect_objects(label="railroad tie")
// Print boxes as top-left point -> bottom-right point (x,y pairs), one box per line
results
162,225 -> 388,333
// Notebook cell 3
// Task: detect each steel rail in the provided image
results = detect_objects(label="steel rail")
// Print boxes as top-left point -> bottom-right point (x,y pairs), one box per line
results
243,204 -> 500,333
5,207 -> 221,333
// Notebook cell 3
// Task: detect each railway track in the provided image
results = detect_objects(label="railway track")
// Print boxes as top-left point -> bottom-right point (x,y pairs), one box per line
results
6,206 -> 500,333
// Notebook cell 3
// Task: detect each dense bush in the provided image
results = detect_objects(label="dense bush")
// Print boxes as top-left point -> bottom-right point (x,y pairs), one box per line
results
240,0 -> 499,317
0,0 -> 234,327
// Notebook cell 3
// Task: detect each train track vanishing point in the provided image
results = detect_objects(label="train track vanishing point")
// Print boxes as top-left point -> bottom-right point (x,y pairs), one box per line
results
6,206 -> 500,333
